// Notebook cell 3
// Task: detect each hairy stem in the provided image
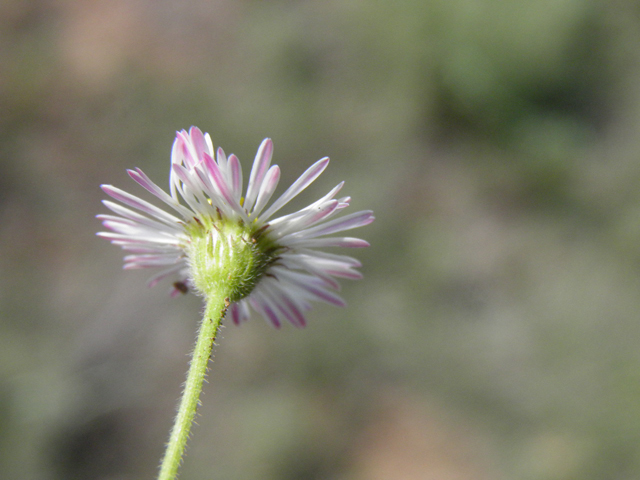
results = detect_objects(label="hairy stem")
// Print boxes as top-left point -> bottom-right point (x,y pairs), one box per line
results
158,296 -> 228,480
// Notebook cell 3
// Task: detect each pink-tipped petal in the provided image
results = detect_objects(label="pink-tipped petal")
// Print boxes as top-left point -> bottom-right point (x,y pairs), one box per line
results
170,163 -> 211,215
228,154 -> 243,203
295,249 -> 363,267
299,283 -> 346,307
251,165 -> 281,217
101,201 -> 184,234
281,210 -> 374,242
176,130 -> 198,169
229,303 -> 241,325
269,200 -> 340,238
260,281 -> 307,327
101,185 -> 183,226
201,152 -> 247,220
127,168 -> 193,219
249,291 -> 282,328
189,126 -> 207,162
97,231 -> 183,246
274,270 -> 346,307
216,147 -> 228,173
204,132 -> 214,156
284,237 -> 370,248
259,157 -> 330,222
230,300 -> 252,325
244,138 -> 273,212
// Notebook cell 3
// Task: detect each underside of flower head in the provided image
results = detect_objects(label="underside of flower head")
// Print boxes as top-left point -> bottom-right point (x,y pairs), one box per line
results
98,127 -> 373,327
184,214 -> 281,303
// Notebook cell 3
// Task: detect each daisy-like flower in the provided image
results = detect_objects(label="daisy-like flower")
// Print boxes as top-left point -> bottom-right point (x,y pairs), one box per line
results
98,127 -> 373,328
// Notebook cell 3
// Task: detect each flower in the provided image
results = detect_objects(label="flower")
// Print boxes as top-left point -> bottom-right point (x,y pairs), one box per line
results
98,127 -> 373,327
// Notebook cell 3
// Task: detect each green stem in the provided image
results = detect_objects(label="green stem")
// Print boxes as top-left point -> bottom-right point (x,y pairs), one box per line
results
158,295 -> 229,480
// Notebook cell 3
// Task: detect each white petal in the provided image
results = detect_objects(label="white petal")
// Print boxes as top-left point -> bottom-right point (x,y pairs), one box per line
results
251,166 -> 280,217
258,157 -> 329,222
228,154 -> 243,203
280,210 -> 374,242
101,185 -> 184,226
99,202 -> 184,234
127,168 -> 192,218
244,138 -> 273,212
268,200 -> 339,238
282,236 -> 370,248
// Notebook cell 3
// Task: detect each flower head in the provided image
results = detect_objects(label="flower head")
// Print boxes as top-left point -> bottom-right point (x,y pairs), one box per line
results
98,127 -> 373,327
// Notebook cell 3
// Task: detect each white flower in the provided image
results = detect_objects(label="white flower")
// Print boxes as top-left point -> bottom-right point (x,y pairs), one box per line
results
98,127 -> 373,327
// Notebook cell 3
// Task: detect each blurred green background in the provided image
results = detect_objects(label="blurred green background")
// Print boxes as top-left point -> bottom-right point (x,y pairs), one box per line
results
3,1 -> 640,479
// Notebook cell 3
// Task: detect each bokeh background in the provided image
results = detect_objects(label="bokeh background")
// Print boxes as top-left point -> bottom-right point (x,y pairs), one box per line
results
3,1 -> 640,479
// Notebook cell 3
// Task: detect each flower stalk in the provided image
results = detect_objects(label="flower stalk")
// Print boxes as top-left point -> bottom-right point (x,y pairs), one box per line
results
97,127 -> 374,479
157,295 -> 228,480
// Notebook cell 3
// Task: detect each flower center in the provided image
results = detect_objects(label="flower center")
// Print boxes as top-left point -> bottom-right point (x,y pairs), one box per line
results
185,217 -> 281,303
